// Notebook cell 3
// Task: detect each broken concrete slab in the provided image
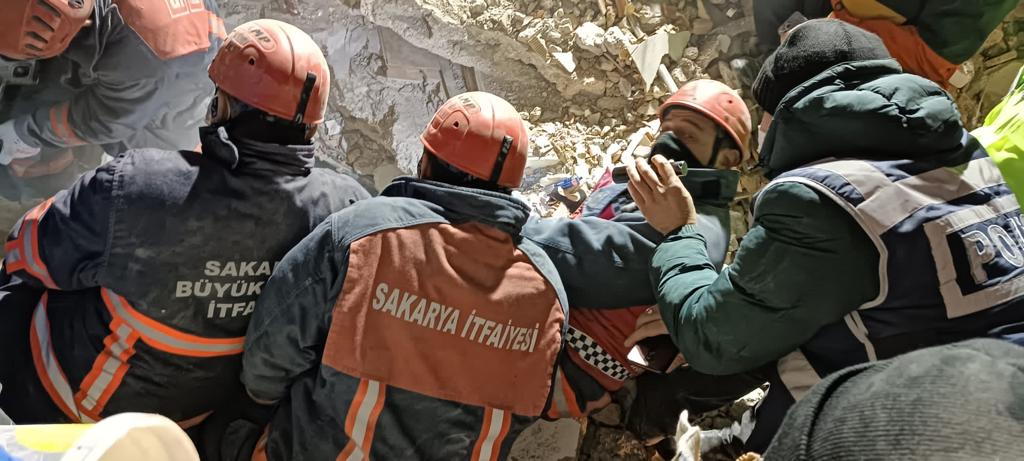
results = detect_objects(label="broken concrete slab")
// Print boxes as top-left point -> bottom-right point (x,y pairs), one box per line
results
629,30 -> 671,91
574,21 -> 607,55
552,51 -> 578,73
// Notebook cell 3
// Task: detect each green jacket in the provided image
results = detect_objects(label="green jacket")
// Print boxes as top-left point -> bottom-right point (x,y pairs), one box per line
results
654,60 -> 969,374
753,0 -> 1017,63
879,0 -> 1017,63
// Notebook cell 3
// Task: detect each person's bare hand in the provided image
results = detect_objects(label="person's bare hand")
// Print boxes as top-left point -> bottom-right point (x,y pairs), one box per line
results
626,155 -> 697,234
625,307 -> 669,349
625,307 -> 688,372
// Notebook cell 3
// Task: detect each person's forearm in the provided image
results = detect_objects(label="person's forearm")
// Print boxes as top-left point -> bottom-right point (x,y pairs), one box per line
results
651,226 -> 771,375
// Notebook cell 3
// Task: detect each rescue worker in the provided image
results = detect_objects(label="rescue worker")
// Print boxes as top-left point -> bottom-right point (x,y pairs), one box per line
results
0,19 -> 369,429
0,0 -> 225,224
571,80 -> 769,447
624,19 -> 1024,452
754,0 -> 1018,87
236,91 -> 691,460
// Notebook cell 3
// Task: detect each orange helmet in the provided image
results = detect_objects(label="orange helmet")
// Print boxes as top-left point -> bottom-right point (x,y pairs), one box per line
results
0,0 -> 94,60
658,79 -> 753,162
420,92 -> 529,189
208,19 -> 329,125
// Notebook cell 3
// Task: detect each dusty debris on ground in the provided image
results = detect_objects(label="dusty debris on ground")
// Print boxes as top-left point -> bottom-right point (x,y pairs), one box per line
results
952,2 -> 1024,130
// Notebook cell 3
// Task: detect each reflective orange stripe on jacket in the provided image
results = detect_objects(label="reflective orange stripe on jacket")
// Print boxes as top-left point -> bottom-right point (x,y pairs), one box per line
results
4,198 -> 58,289
30,293 -> 96,423
31,288 -> 244,421
471,407 -> 512,461
100,288 -> 244,357
337,379 -> 387,461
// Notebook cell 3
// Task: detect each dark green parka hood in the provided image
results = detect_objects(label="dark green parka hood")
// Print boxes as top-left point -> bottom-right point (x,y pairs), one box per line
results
759,59 -> 969,178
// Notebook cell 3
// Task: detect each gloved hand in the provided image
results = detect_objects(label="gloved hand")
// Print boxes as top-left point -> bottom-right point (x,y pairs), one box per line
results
0,120 -> 41,165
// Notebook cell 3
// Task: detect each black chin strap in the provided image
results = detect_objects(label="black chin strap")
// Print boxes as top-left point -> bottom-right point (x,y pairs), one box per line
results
707,126 -> 725,168
488,135 -> 513,184
292,72 -> 317,124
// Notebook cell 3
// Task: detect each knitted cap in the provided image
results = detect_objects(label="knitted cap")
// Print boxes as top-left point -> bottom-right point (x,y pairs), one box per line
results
752,18 -> 891,114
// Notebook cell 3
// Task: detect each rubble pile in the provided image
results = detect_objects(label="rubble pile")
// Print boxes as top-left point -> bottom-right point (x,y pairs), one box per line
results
219,0 -> 764,213
470,0 -> 764,220
953,3 -> 1024,130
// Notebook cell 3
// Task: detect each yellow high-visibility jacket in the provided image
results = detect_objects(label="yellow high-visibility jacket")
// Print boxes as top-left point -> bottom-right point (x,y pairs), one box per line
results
973,65 -> 1024,206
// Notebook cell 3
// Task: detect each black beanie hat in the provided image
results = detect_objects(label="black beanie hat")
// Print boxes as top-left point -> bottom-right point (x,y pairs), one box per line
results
752,18 -> 891,114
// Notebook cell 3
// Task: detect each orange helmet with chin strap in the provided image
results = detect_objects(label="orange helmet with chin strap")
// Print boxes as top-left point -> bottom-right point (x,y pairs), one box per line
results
658,79 -> 753,163
420,92 -> 529,189
208,19 -> 330,125
0,0 -> 94,60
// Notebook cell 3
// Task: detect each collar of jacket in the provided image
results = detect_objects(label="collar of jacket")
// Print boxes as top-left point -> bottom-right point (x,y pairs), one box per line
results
199,125 -> 315,175
760,59 -> 969,178
380,177 -> 532,236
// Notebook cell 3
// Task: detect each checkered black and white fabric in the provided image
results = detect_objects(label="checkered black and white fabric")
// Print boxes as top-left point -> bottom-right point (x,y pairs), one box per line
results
565,326 -> 632,382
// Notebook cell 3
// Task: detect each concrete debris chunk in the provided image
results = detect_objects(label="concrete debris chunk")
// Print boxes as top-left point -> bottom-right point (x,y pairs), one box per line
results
696,35 -> 728,69
467,0 -> 488,16
551,51 -> 577,73
597,96 -> 623,111
636,3 -> 665,31
603,26 -> 632,56
692,17 -> 714,35
696,0 -> 710,19
590,403 -> 623,426
683,46 -> 700,60
629,30 -> 671,91
668,31 -> 692,61
986,50 -> 1019,69
618,78 -> 632,98
574,22 -> 607,55
717,34 -> 732,54
718,60 -> 741,89
949,61 -> 975,89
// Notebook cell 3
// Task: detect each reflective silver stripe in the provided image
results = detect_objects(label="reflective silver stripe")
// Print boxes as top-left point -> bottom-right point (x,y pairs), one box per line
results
843,311 -> 877,361
814,157 -> 1006,236
6,248 -> 21,264
475,408 -> 507,461
20,218 -> 55,287
766,177 -> 890,310
102,288 -> 242,355
776,349 -> 820,402
31,299 -> 94,423
78,323 -> 134,412
344,379 -> 383,461
924,194 -> 1024,318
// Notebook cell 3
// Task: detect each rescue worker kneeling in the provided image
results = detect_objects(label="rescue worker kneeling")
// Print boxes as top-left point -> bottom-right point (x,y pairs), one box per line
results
0,19 -> 368,427
231,91 -> 691,461
572,80 -> 771,447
